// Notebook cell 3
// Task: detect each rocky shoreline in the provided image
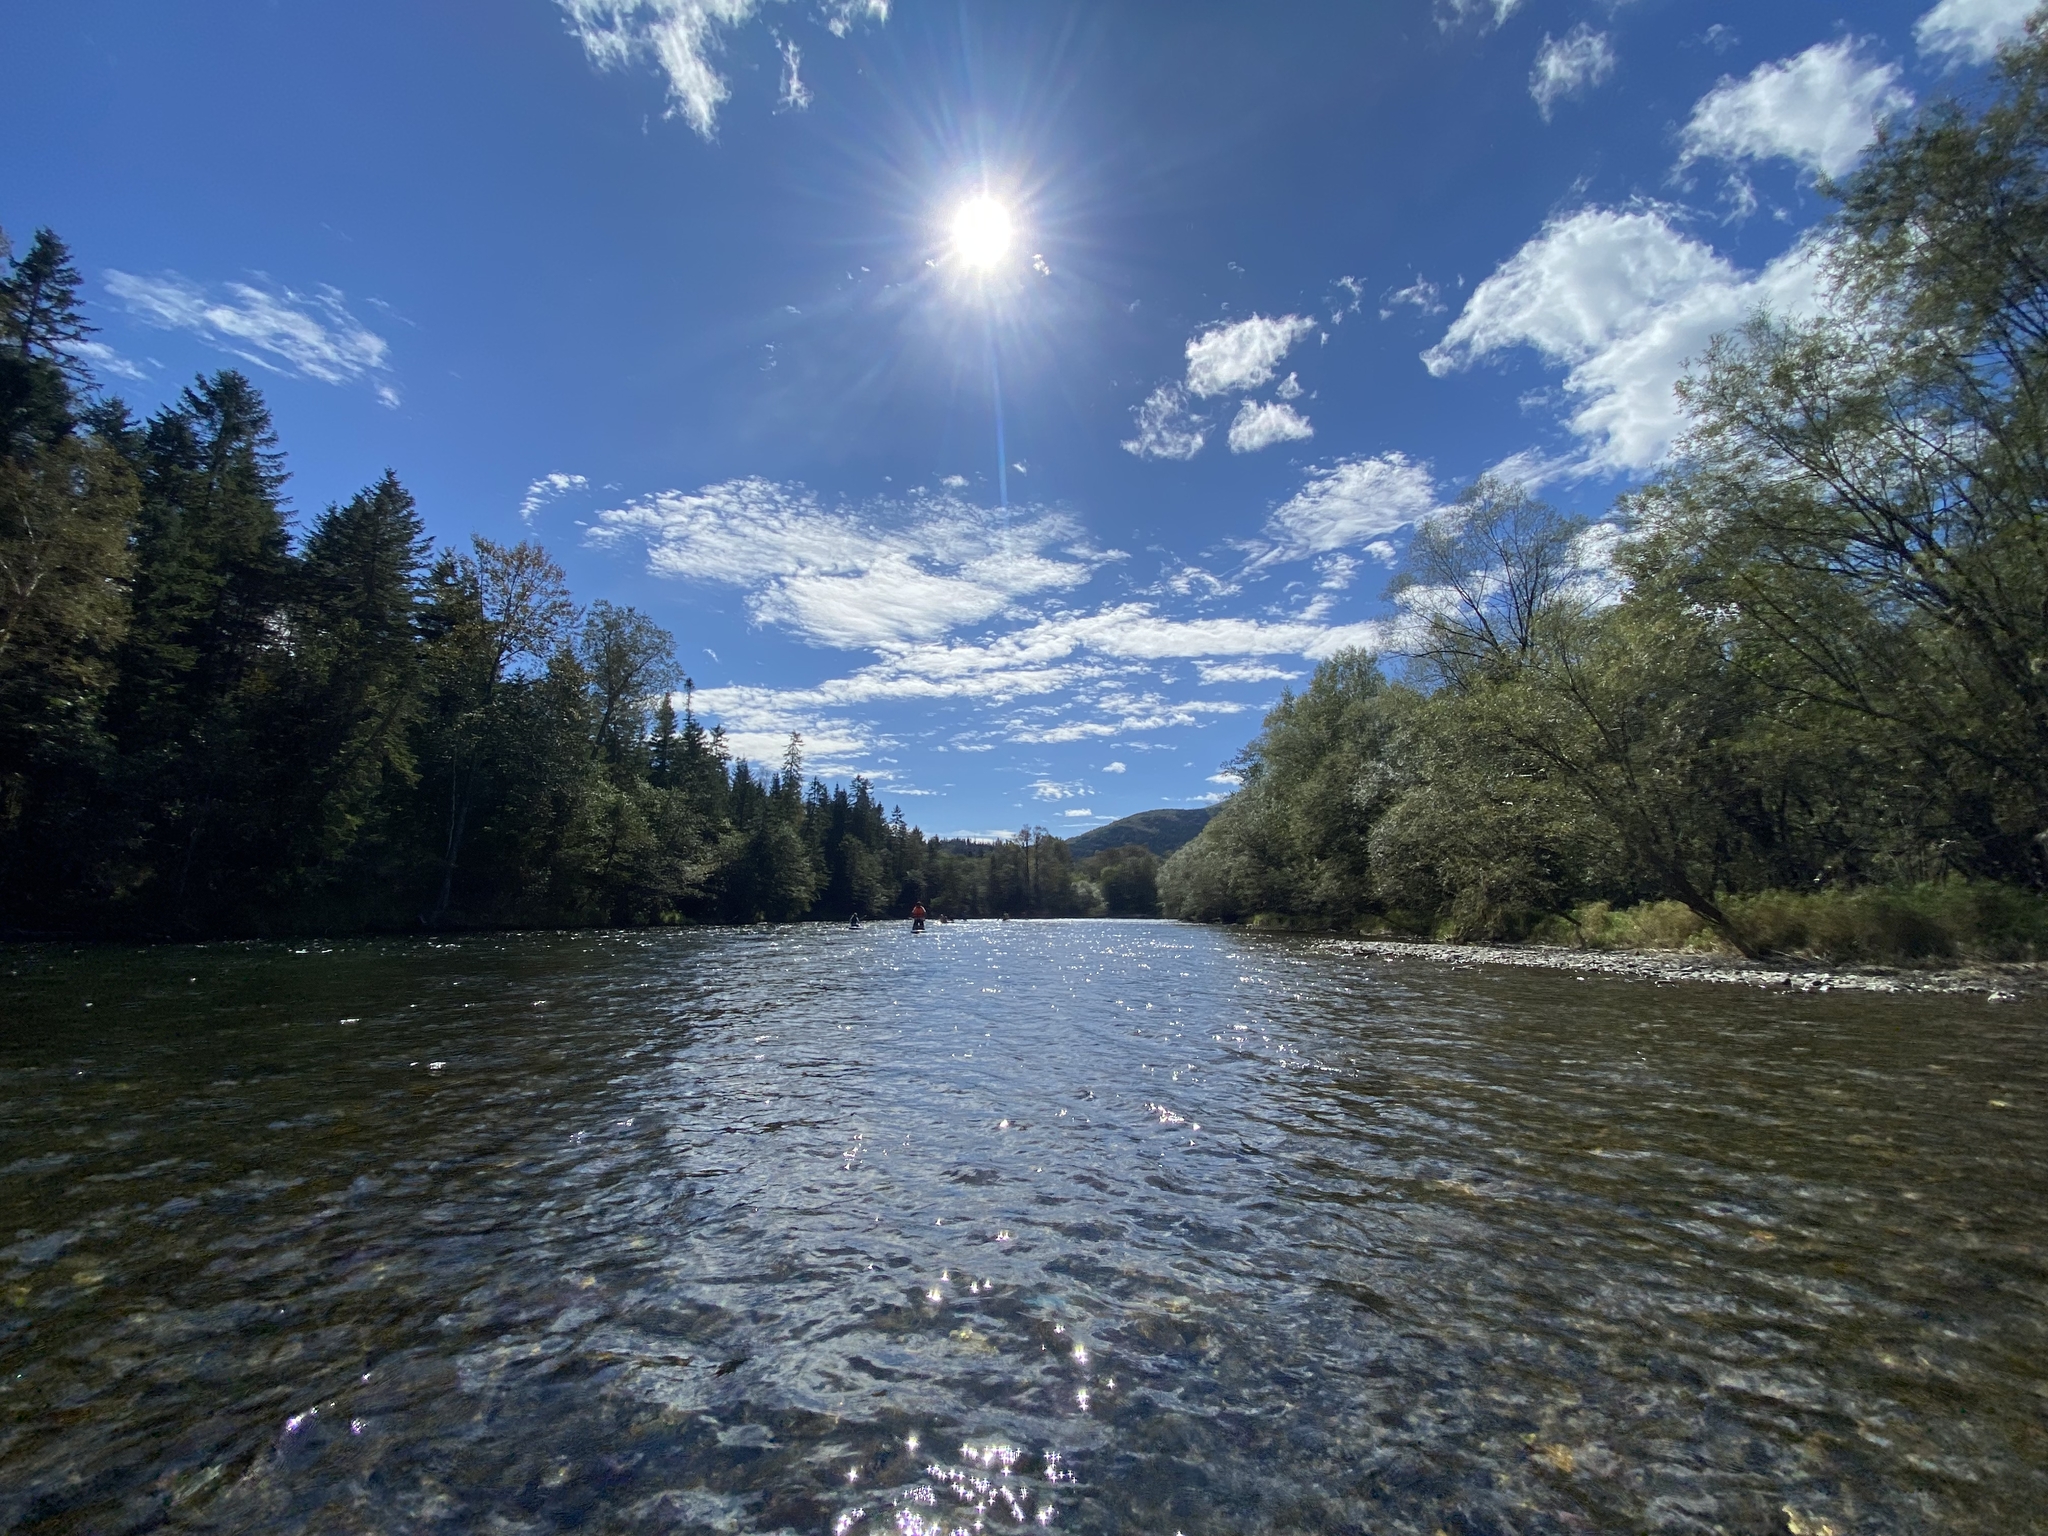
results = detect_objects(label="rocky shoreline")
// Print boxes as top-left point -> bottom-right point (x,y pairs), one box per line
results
1310,935 -> 2047,1002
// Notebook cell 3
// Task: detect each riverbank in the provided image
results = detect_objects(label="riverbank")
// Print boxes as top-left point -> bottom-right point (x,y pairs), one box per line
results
1311,934 -> 2048,1001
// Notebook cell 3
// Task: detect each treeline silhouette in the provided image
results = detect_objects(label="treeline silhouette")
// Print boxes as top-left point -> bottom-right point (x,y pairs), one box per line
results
1165,32 -> 2048,962
0,230 -> 1130,936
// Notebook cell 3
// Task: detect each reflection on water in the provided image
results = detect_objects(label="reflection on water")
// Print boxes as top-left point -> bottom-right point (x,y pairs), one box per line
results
1,923 -> 2044,1534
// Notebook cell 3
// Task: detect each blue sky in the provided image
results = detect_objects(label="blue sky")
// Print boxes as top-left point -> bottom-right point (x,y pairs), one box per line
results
6,0 -> 2031,835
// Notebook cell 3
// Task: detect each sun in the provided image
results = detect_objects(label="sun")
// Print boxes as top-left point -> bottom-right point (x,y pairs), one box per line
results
949,195 -> 1015,271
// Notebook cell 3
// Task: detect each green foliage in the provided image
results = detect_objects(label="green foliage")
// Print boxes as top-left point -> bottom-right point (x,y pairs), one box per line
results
1166,40 -> 2048,962
1078,844 -> 1161,916
1554,885 -> 2048,964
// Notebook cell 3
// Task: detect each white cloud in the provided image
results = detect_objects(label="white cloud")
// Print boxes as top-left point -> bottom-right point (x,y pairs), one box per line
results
1315,552 -> 1360,590
1437,0 -> 1522,31
557,0 -> 886,137
105,270 -> 395,400
1380,276 -> 1446,320
1062,808 -> 1093,818
941,473 -> 968,488
777,35 -> 811,111
1102,761 -> 1127,773
1122,385 -> 1207,460
1424,208 -> 1824,474
519,472 -> 589,523
1916,0 -> 2037,64
70,339 -> 148,382
592,478 -> 1112,648
1255,452 -> 1446,563
1530,25 -> 1616,120
1208,771 -> 1244,786
1275,371 -> 1303,399
1679,39 -> 1913,179
1228,399 -> 1315,454
686,602 -> 1396,743
1148,563 -> 1240,600
1185,313 -> 1317,396
1195,661 -> 1302,685
1031,779 -> 1088,801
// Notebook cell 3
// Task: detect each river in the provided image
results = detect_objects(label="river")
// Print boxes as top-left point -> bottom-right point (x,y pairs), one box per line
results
2,922 -> 2043,1534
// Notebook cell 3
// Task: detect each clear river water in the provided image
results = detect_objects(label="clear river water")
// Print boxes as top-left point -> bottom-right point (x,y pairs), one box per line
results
1,922 -> 2043,1536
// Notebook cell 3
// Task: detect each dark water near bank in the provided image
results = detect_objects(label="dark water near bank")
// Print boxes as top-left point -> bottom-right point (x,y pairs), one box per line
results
2,924 -> 2044,1536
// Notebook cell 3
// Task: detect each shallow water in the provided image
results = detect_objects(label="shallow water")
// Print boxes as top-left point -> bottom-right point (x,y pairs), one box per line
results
1,922 -> 2044,1536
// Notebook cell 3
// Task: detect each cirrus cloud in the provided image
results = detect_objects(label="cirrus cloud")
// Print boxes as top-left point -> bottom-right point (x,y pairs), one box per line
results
591,477 -> 1115,648
1252,451 -> 1447,564
105,269 -> 397,404
557,0 -> 887,137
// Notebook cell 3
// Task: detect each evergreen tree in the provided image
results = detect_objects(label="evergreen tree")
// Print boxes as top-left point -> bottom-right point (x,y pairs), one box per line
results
278,471 -> 431,909
0,231 -> 138,925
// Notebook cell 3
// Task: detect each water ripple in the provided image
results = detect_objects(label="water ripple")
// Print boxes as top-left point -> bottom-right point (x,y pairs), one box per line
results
2,923 -> 2043,1534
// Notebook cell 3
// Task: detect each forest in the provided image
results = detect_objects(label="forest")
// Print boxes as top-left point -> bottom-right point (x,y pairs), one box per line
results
1163,31 -> 2048,963
0,233 -> 1158,936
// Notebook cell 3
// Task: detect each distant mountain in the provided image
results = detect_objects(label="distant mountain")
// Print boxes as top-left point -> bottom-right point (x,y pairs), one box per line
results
1065,807 -> 1218,860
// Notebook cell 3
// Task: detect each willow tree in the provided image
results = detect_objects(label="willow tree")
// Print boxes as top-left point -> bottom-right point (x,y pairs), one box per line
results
1667,22 -> 2048,885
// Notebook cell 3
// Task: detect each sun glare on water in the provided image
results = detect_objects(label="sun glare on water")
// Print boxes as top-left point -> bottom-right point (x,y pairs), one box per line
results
950,195 -> 1014,270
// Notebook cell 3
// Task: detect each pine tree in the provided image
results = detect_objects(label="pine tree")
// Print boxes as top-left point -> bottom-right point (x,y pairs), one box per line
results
2,230 -> 94,385
0,229 -> 139,927
0,228 -> 86,459
110,372 -> 293,927
279,471 -> 432,907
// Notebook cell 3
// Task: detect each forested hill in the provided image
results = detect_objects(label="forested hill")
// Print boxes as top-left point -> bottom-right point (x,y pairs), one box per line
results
1160,33 -> 2048,965
1066,808 -> 1215,860
0,228 -> 1105,936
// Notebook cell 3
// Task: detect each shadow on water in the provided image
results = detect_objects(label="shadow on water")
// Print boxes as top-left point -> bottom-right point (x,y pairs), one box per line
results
1,922 -> 2044,1534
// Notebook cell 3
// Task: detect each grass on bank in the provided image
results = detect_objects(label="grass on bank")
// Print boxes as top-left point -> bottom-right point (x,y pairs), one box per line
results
1257,882 -> 2048,965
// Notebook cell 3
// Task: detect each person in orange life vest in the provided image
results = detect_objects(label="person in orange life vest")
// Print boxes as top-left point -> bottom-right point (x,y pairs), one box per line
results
910,900 -> 927,933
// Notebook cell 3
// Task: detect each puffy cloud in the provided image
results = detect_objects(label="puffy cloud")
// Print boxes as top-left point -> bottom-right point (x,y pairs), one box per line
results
1121,384 -> 1207,460
557,0 -> 886,137
1127,313 -> 1317,460
1184,313 -> 1317,396
591,477 -> 1111,648
1530,25 -> 1616,120
519,472 -> 589,523
1255,452 -> 1447,563
1227,399 -> 1315,454
1030,779 -> 1088,801
1424,208 -> 1824,474
105,270 -> 395,400
1916,0 -> 2037,64
1102,761 -> 1127,773
1679,39 -> 1912,178
1195,661 -> 1302,685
